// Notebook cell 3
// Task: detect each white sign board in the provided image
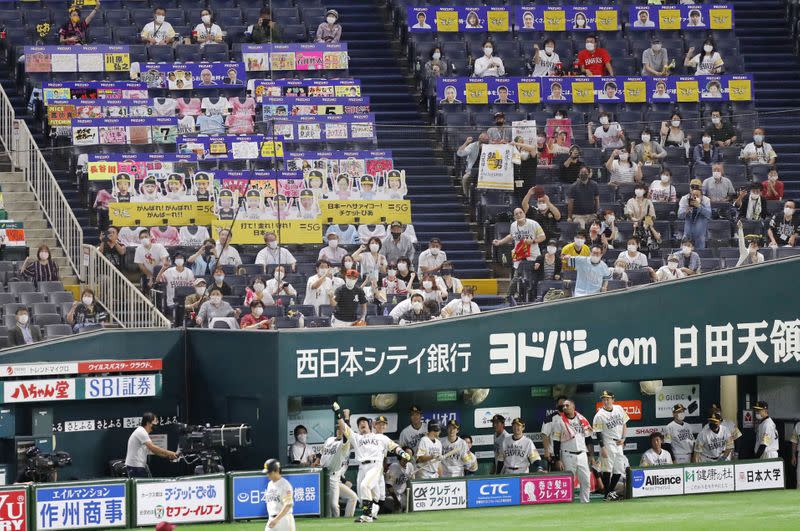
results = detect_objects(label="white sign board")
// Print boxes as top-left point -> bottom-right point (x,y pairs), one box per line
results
655,385 -> 700,418
735,461 -> 785,491
630,468 -> 684,498
135,478 -> 227,525
683,464 -> 735,494
474,407 -> 521,428
410,480 -> 467,512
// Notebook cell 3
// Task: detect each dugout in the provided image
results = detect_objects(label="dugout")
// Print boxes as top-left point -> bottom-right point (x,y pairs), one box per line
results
0,256 -> 797,483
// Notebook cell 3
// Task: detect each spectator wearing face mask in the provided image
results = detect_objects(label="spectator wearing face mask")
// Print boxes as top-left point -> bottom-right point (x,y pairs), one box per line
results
567,244 -> 611,297
60,4 -> 99,45
267,265 -> 297,300
215,229 -> 242,267
625,183 -> 656,222
134,232 -> 169,292
559,146 -> 584,184
678,181 -> 712,249
9,308 -> 42,346
290,425 -> 317,465
196,287 -> 238,328
22,244 -> 60,283
331,269 -> 367,327
353,237 -> 388,281
530,39 -> 561,77
767,200 -> 799,248
600,210 -> 619,243
304,260 -> 342,311
399,292 -> 432,325
184,278 -> 209,323
633,216 -> 662,257
319,233 -> 347,264
610,260 -> 629,283
487,112 -> 512,143
617,237 -> 650,271
649,169 -> 677,203
641,37 -> 672,76
534,240 -> 562,283
191,8 -> 223,46
588,113 -> 625,150
684,39 -> 724,75
316,9 -> 342,44
381,221 -> 415,264
632,129 -> 666,165
701,163 -> 735,202
436,262 -> 462,295
606,148 -> 642,187
576,35 -> 613,76
672,239 -> 702,276
457,134 -> 490,195
240,300 -> 272,330
734,182 -> 768,221
419,273 -> 446,305
188,239 -> 218,277
473,41 -> 505,77
735,220 -> 765,267
655,255 -> 685,282
395,257 -> 417,290
255,232 -> 297,272
567,167 -> 600,228
693,133 -> 722,166
561,230 -> 590,271
522,186 -> 561,243
493,207 -> 546,287
67,288 -> 109,333
762,168 -> 784,200
417,238 -> 447,276
441,287 -> 480,318
740,128 -> 777,167
156,253 -> 195,311
425,47 -> 449,77
244,276 -> 274,306
382,263 -> 409,300
704,110 -> 737,147
659,113 -> 688,149
141,6 -> 175,46
587,221 -> 609,254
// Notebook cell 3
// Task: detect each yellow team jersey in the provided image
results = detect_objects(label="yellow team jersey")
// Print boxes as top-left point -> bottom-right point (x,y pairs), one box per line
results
560,243 -> 590,270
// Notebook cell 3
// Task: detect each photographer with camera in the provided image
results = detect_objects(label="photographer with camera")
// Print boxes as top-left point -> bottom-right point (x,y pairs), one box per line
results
188,238 -> 218,277
125,413 -> 178,478
98,226 -> 126,270
248,7 -> 282,44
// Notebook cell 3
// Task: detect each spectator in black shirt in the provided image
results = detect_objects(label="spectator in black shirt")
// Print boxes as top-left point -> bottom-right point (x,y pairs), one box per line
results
98,226 -> 126,269
395,256 -> 417,289
249,7 -> 283,43
704,110 -> 737,147
560,145 -> 584,184
522,186 -> 562,245
399,292 -> 432,325
67,288 -> 109,333
210,265 -> 232,296
567,167 -> 600,229
332,269 -> 367,327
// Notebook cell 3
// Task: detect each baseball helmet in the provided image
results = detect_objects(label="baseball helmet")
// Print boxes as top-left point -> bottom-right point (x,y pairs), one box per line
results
263,459 -> 281,474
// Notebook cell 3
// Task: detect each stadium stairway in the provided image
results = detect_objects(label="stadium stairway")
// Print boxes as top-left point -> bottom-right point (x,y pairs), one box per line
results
734,0 -> 800,194
328,1 -> 492,279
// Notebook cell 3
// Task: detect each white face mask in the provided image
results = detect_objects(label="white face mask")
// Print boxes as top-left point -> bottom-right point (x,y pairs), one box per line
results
18,314 -> 28,325
711,117 -> 721,125
327,16 -> 336,24
641,134 -> 651,143
210,296 -> 222,305
39,252 -> 49,260
397,263 -> 408,272
682,246 -> 692,256
328,239 -> 339,248
606,215 -> 615,223
297,433 -> 307,443
619,153 -> 629,162
430,247 -> 440,256
369,243 -> 380,253
676,412 -> 686,421
574,238 -> 585,248
599,116 -> 609,125
614,266 -> 624,275
214,275 -> 224,283
785,207 -> 795,217
712,171 -> 722,179
141,238 -> 151,247
703,44 -> 713,53
755,411 -> 766,420
750,193 -> 760,200
590,255 -> 601,264
318,268 -> 328,277
627,244 -> 638,253
702,136 -> 711,144
585,42 -> 595,51
537,202 -> 548,212
345,278 -> 357,289
195,287 -> 206,296
652,44 -> 662,52
274,271 -> 284,281
483,47 -> 493,56
344,260 -> 354,269
155,15 -> 165,24
422,280 -> 433,290
753,134 -> 764,143
768,174 -> 778,181
671,120 -> 680,127
201,14 -> 211,24
80,295 -> 93,306
660,175 -> 670,183
253,283 -> 265,292
668,261 -> 677,271
432,52 -> 441,60
545,46 -> 554,54
174,258 -> 184,267
267,241 -> 278,249
387,269 -> 396,277
635,189 -> 645,197
252,307 -> 263,317
461,295 -> 472,304
411,301 -> 423,312
547,245 -> 557,255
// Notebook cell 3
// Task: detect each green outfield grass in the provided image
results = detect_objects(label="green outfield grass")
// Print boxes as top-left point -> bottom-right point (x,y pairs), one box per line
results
167,490 -> 799,531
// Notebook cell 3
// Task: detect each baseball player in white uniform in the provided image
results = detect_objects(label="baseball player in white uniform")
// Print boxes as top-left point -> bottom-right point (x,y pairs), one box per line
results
709,403 -> 742,459
501,418 -> 543,474
263,459 -> 295,531
385,446 -> 414,511
398,405 -> 428,453
462,436 -> 479,475
663,403 -> 695,464
319,425 -> 358,518
415,421 -> 443,479
592,390 -> 629,501
492,414 -> 510,473
439,419 -> 476,477
753,401 -> 779,459
640,432 -> 673,467
541,396 -> 568,468
693,412 -> 734,462
551,400 -> 593,503
790,421 -> 800,489
333,403 -> 411,524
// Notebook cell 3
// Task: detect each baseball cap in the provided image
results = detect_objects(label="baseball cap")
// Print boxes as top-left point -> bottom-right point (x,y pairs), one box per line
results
690,178 -> 702,188
326,9 -> 339,18
375,415 -> 389,424
193,278 -> 206,286
651,36 -> 662,44
672,404 -> 686,413
391,220 -> 403,228
345,269 -> 360,278
512,417 -> 525,427
494,111 -> 505,117
428,421 -> 441,432
491,414 -> 505,424
600,390 -> 615,399
409,405 -> 422,414
155,523 -> 175,531
753,400 -> 769,410
447,419 -> 460,429
708,412 -> 722,424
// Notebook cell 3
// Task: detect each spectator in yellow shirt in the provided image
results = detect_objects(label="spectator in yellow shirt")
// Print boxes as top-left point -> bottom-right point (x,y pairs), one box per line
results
560,230 -> 591,271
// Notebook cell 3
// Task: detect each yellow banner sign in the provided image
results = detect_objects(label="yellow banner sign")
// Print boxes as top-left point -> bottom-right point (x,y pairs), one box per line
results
676,80 -> 699,102
709,8 -> 733,30
517,82 -> 541,104
543,9 -> 566,31
595,10 -> 619,31
727,78 -> 752,101
87,161 -> 120,181
658,9 -> 681,30
104,53 -> 131,72
318,200 -> 411,224
571,81 -> 595,104
465,82 -> 488,104
436,10 -> 459,32
623,80 -> 647,103
212,220 -> 322,245
487,10 -> 509,32
461,278 -> 498,296
109,202 -> 216,227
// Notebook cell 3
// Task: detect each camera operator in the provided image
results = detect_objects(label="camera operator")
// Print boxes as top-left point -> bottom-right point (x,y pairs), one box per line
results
125,413 -> 178,478
248,7 -> 282,44
187,238 -> 218,277
98,226 -> 126,270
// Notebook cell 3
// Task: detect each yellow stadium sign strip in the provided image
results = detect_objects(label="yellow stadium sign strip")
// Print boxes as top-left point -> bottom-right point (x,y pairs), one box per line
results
109,202 -> 217,227
318,200 -> 411,224
461,278 -> 499,296
212,220 -> 323,245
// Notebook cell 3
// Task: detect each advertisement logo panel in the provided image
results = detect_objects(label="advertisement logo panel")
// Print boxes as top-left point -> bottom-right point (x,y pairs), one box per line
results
410,480 -> 467,512
630,468 -> 684,498
0,488 -> 28,531
467,478 -> 520,508
35,483 -> 127,530
734,461 -> 784,492
231,473 -> 321,519
135,478 -> 226,525
520,475 -> 573,504
683,464 -> 734,494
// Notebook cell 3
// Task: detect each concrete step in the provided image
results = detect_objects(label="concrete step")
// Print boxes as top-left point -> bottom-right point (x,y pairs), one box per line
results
2,191 -> 37,203
3,210 -> 45,222
0,172 -> 26,184
14,218 -> 48,230
4,200 -> 39,212
0,181 -> 31,193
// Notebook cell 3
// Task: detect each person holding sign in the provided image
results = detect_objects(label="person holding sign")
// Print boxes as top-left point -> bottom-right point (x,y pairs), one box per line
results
473,41 -> 505,77
576,35 -> 613,76
59,2 -> 100,45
